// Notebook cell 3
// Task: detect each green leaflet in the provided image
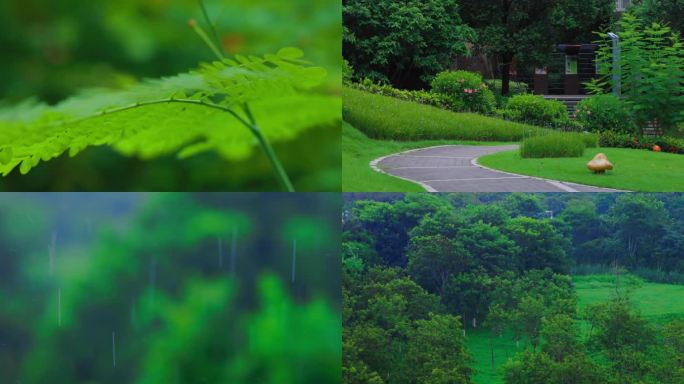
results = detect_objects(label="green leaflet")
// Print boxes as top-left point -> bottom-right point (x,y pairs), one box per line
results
0,48 -> 340,176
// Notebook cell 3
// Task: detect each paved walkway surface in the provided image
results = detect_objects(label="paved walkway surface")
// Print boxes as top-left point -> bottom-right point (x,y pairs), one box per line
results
372,145 -> 620,192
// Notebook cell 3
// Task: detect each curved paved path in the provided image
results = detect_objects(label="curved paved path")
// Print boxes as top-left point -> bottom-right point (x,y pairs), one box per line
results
372,145 -> 620,192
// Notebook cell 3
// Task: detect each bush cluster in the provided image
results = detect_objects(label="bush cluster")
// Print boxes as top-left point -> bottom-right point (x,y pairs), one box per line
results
575,94 -> 636,134
599,131 -> 684,154
486,79 -> 529,108
503,95 -> 571,128
349,79 -> 454,110
431,70 -> 496,114
520,133 -> 595,158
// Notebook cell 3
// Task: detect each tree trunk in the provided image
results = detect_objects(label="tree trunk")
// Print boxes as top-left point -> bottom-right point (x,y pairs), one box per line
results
501,52 -> 514,96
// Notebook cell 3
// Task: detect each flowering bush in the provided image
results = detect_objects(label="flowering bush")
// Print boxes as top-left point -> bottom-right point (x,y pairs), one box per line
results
431,70 -> 496,114
575,94 -> 636,134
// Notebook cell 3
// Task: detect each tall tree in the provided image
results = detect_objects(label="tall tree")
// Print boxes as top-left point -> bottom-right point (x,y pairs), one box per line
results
343,0 -> 475,89
405,314 -> 474,384
407,235 -> 472,296
503,217 -> 571,273
606,194 -> 669,268
631,0 -> 684,35
459,0 -> 613,95
458,222 -> 520,274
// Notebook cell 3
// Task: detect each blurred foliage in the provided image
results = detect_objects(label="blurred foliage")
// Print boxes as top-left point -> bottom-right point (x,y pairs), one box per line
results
0,193 -> 341,383
0,0 -> 341,101
0,0 -> 342,191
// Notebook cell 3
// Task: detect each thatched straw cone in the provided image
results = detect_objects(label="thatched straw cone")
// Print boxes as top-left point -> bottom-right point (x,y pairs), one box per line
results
587,153 -> 614,174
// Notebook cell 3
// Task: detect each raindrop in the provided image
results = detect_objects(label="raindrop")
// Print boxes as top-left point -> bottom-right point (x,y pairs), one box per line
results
217,238 -> 223,269
112,331 -> 116,368
291,239 -> 297,283
48,230 -> 57,275
149,257 -> 157,310
130,299 -> 137,327
57,288 -> 61,327
230,227 -> 237,276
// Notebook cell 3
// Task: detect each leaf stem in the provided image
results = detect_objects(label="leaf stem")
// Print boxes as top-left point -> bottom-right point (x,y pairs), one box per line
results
189,19 -> 225,61
31,97 -> 295,192
198,0 -> 225,57
242,103 -> 295,192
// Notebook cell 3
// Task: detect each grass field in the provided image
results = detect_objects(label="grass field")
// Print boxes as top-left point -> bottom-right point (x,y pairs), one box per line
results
465,274 -> 684,384
342,122 -> 510,192
466,329 -> 531,384
343,87 -> 545,141
574,274 -> 684,324
478,147 -> 684,191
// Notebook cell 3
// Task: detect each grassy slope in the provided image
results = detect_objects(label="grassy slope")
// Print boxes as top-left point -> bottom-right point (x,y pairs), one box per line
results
466,274 -> 684,384
343,87 -> 545,141
342,122 -> 509,192
478,147 -> 684,192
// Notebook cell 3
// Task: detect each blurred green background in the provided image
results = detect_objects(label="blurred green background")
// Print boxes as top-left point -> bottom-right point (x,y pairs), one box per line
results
0,193 -> 341,383
0,0 -> 342,191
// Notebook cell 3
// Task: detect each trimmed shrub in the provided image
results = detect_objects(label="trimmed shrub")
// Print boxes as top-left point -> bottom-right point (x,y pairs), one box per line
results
431,70 -> 496,114
571,132 -> 599,148
575,94 -> 636,134
599,131 -> 684,154
503,94 -> 570,128
350,79 -> 454,110
520,133 -> 586,158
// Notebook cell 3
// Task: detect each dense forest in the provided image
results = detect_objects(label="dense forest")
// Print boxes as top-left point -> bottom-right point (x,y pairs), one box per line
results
0,193 -> 341,383
342,193 -> 684,384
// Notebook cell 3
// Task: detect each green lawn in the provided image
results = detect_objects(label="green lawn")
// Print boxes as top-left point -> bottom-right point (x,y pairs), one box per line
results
343,87 -> 545,141
342,122 -> 509,192
478,147 -> 684,191
465,274 -> 684,384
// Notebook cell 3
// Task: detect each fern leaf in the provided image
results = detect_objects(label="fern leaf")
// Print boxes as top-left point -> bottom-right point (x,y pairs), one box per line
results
0,48 -> 340,176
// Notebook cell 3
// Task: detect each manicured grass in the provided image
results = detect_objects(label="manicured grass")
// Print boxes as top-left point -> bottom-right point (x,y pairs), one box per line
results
478,147 -> 684,191
343,87 -> 545,141
466,274 -> 684,384
342,122 -> 509,192
520,133 -> 587,158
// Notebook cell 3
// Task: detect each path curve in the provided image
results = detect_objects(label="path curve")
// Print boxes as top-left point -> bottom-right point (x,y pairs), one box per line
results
371,145 -> 621,192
